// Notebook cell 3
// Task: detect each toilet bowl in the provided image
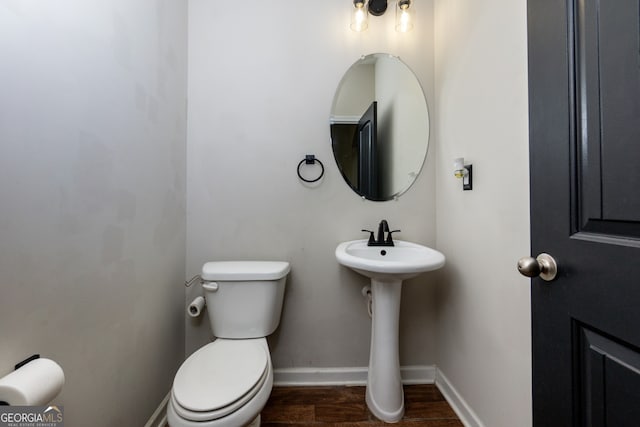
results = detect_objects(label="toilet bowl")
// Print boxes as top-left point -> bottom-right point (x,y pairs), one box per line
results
167,339 -> 273,427
167,261 -> 290,427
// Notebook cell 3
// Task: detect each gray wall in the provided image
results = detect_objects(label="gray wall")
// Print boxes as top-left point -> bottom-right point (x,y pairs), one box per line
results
185,0 -> 437,370
0,1 -> 187,426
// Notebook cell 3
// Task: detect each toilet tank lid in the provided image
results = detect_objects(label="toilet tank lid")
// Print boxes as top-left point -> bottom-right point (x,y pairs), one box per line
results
201,261 -> 290,281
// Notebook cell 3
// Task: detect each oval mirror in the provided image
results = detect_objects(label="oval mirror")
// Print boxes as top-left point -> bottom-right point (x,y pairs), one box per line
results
330,53 -> 430,201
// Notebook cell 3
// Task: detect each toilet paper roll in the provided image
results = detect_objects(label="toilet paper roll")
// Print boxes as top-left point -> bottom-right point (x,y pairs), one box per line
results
0,358 -> 65,405
188,296 -> 206,318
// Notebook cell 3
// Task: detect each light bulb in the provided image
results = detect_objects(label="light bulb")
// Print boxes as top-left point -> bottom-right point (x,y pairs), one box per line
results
395,0 -> 414,32
453,158 -> 467,178
454,168 -> 468,178
351,1 -> 369,32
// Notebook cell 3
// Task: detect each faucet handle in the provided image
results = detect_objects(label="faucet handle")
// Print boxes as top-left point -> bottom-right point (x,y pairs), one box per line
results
386,229 -> 401,245
361,229 -> 376,245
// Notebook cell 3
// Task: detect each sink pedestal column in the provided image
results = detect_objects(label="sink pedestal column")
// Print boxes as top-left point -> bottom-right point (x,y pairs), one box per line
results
366,278 -> 404,422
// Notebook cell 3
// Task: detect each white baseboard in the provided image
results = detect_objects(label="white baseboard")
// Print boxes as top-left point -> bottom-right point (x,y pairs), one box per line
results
273,365 -> 436,386
435,369 -> 485,427
144,392 -> 170,427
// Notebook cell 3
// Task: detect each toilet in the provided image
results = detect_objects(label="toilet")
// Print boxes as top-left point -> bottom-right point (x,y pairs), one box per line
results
167,261 -> 290,427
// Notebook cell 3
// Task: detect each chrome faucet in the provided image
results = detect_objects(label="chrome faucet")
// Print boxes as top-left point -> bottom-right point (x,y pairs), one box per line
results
362,220 -> 401,247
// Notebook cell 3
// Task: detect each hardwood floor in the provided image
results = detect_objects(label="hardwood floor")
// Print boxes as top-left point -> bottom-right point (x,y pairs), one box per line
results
261,384 -> 463,426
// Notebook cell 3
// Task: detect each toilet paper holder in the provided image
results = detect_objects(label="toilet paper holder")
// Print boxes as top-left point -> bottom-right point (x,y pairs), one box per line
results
0,354 -> 65,407
15,354 -> 41,371
0,354 -> 41,405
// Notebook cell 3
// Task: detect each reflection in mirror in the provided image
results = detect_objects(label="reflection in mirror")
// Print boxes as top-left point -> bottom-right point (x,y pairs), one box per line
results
330,54 -> 429,201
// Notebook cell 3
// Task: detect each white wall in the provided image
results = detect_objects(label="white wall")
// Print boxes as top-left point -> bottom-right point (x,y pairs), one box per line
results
433,0 -> 532,426
374,57 -> 430,196
331,63 -> 374,118
0,1 -> 187,425
186,0 -> 437,371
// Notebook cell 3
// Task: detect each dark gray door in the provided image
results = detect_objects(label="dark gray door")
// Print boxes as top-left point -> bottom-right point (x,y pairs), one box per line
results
357,101 -> 379,200
528,0 -> 640,425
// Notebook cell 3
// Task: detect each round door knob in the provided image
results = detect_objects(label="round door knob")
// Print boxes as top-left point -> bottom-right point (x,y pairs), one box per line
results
517,253 -> 558,281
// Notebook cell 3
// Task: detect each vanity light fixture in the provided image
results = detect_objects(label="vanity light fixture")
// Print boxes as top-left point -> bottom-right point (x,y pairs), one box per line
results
453,157 -> 473,191
350,0 -> 369,32
350,0 -> 414,33
395,0 -> 414,32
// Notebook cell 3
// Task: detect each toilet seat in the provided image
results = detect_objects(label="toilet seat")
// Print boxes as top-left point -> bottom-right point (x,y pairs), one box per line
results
171,339 -> 269,422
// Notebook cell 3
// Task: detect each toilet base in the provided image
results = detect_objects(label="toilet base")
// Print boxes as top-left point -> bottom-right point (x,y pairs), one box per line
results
167,404 -> 263,427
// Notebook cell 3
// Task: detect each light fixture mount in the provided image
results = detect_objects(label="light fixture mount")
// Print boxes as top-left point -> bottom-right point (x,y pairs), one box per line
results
368,0 -> 388,16
350,0 -> 413,33
453,158 -> 473,191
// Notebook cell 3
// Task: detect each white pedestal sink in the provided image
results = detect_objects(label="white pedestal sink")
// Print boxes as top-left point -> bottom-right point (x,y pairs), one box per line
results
335,239 -> 445,423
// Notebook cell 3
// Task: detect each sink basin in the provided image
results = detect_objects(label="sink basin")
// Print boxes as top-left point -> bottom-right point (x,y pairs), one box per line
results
335,239 -> 445,281
335,239 -> 445,423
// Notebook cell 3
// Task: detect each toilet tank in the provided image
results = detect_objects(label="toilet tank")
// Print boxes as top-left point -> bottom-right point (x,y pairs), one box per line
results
200,261 -> 290,339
